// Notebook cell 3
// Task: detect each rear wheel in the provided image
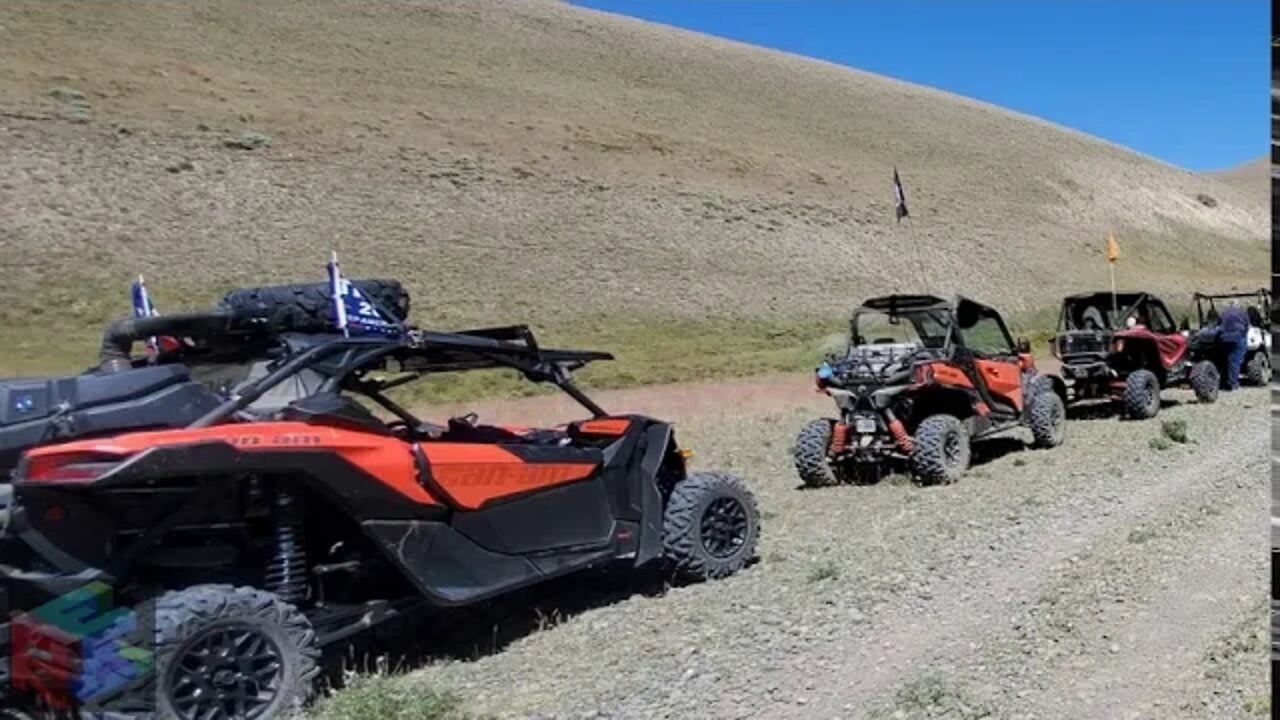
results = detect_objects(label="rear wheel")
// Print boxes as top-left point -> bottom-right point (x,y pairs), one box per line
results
1122,369 -> 1161,419
1189,360 -> 1220,403
110,585 -> 321,720
1244,352 -> 1271,386
1027,391 -> 1066,448
663,472 -> 760,581
792,419 -> 839,488
910,414 -> 970,484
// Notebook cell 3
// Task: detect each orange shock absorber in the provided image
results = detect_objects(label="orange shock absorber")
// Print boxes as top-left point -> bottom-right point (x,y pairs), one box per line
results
883,409 -> 913,453
829,423 -> 848,454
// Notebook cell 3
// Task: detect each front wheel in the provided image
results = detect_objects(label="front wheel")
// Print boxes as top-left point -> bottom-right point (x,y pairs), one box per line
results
910,414 -> 970,484
1123,369 -> 1161,419
663,472 -> 760,581
1189,360 -> 1220,403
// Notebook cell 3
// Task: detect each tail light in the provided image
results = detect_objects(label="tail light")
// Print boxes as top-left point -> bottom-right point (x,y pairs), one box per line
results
19,452 -> 122,484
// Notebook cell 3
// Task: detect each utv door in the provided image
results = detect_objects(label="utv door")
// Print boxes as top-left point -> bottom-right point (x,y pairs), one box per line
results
955,300 -> 1024,413
417,442 -> 617,555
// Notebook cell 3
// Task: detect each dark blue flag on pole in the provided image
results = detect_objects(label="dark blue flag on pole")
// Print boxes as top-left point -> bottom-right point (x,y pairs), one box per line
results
130,275 -> 159,355
327,252 -> 404,337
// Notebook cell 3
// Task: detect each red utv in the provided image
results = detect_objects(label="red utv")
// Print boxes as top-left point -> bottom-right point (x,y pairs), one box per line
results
0,320 -> 760,718
1051,291 -> 1218,419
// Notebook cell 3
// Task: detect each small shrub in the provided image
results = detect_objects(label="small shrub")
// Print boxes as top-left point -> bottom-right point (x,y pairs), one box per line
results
224,131 -> 271,150
1149,436 -> 1172,451
1160,419 -> 1188,444
1195,193 -> 1218,208
808,560 -> 840,583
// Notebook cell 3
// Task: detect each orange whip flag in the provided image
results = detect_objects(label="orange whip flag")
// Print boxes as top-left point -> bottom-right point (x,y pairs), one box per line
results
1106,232 -> 1120,263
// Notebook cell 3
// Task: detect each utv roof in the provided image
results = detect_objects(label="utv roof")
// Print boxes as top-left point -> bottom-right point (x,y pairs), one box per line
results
858,294 -> 993,313
1192,288 -> 1270,300
1061,291 -> 1155,303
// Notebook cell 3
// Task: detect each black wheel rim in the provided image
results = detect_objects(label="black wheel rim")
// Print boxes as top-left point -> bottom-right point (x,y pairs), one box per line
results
944,431 -> 963,467
700,497 -> 749,559
167,624 -> 284,720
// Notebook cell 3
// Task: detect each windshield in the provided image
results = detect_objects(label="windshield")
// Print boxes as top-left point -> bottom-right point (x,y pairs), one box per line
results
1061,299 -> 1137,331
851,308 -> 950,348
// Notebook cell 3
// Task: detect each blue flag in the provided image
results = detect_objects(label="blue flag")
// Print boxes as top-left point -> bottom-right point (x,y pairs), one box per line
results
129,275 -> 159,355
327,252 -> 403,337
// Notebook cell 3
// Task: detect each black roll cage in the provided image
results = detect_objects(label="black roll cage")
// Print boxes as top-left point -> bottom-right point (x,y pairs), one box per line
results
190,324 -> 614,428
1191,289 -> 1271,327
850,294 -> 1019,357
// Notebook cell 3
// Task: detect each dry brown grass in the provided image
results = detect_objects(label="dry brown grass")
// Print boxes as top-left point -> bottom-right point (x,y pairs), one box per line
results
0,0 -> 1267,386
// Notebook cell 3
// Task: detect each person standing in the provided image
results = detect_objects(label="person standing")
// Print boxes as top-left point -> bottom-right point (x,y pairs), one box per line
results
1218,299 -> 1250,390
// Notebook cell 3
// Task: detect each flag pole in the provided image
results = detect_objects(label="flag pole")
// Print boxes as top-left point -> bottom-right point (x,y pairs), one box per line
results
1109,261 -> 1117,318
904,216 -> 927,290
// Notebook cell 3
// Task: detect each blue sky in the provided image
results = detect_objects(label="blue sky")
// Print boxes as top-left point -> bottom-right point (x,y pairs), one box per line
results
571,1 -> 1266,171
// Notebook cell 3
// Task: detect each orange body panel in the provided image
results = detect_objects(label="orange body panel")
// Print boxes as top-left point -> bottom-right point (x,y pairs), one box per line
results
974,359 -> 1023,411
419,443 -> 598,510
928,363 -> 973,389
575,418 -> 632,436
23,422 -> 436,505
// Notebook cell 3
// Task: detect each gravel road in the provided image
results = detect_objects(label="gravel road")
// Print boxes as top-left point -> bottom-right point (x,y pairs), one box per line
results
355,384 -> 1268,720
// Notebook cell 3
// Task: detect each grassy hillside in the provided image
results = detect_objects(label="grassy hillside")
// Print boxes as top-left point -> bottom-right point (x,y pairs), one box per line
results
0,0 -> 1266,398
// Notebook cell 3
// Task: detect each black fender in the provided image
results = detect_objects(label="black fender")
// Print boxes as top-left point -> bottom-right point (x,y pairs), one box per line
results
634,422 -> 674,567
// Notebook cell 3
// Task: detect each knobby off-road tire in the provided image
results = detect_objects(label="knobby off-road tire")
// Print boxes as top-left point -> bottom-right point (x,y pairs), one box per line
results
1027,390 -> 1066,449
1123,369 -> 1161,420
663,472 -> 760,581
792,419 -> 839,488
220,279 -> 410,333
1244,352 -> 1271,386
110,585 -> 321,720
910,414 -> 970,485
1189,360 -> 1220,403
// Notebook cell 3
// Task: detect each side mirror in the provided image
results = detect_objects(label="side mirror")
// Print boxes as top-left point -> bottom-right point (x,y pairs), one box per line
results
1014,337 -> 1031,354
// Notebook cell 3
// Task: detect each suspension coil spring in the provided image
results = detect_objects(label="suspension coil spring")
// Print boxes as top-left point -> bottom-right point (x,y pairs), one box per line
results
265,488 -> 308,604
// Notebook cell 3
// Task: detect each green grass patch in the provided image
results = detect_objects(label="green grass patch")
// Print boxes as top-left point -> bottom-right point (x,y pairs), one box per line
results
311,675 -> 472,720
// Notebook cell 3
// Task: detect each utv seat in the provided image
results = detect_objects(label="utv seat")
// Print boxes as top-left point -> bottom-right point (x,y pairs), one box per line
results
280,393 -> 392,436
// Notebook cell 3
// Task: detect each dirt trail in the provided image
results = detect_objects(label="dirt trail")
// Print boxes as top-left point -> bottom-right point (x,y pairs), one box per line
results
389,376 -> 1268,720
419,371 -> 828,426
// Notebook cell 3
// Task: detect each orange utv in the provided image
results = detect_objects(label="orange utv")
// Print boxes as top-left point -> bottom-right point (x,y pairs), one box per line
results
794,294 -> 1067,486
0,322 -> 760,718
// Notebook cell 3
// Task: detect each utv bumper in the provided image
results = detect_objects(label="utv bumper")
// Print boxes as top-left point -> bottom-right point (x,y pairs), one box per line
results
1061,361 -> 1113,381
0,500 -> 115,705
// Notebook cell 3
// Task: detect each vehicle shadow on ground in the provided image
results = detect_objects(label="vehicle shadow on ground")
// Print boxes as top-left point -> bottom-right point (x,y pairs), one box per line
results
1067,397 -> 1184,421
319,563 -> 720,688
971,436 -> 1030,465
792,436 -> 1033,491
